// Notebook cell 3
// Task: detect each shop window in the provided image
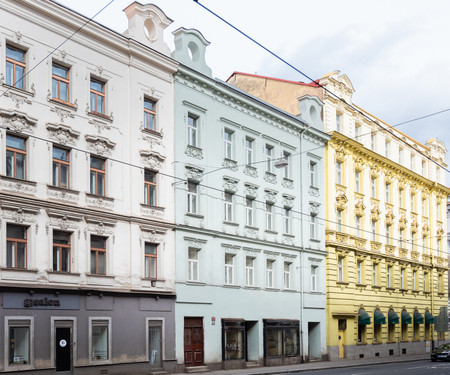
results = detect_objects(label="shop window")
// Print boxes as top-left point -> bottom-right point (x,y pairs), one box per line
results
6,318 -> 33,368
90,318 -> 111,362
223,320 -> 245,360
264,320 -> 299,358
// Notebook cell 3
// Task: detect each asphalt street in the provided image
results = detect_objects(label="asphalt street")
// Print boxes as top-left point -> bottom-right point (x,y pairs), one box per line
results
280,360 -> 450,375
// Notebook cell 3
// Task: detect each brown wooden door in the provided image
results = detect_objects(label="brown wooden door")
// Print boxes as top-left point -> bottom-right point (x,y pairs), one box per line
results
184,317 -> 204,366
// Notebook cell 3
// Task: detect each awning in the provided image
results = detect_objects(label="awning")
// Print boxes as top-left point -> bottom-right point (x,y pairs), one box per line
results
388,310 -> 399,324
425,311 -> 434,324
374,310 -> 386,325
413,311 -> 424,324
358,309 -> 371,325
401,310 -> 412,324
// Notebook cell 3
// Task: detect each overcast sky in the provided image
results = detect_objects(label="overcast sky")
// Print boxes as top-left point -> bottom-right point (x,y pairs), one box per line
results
56,0 -> 450,180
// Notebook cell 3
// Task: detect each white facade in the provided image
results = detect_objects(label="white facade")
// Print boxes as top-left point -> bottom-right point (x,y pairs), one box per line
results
0,1 -> 178,373
172,29 -> 330,371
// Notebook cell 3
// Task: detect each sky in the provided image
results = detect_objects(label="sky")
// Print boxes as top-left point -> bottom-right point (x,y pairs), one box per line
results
56,0 -> 450,180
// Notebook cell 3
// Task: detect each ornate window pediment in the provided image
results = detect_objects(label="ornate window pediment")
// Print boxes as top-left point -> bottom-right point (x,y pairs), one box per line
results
0,109 -> 37,133
370,163 -> 380,178
264,189 -> 278,204
385,209 -> 395,226
436,226 -> 444,238
353,156 -> 365,171
422,223 -> 430,237
84,215 -> 116,237
410,219 -> 419,233
335,147 -> 346,163
283,194 -> 295,209
245,183 -> 259,199
85,134 -> 116,156
185,166 -> 204,182
223,176 -> 239,193
370,204 -> 381,221
399,214 -> 408,230
355,199 -> 365,217
384,170 -> 394,184
140,150 -> 165,170
336,190 -> 348,211
46,123 -> 80,145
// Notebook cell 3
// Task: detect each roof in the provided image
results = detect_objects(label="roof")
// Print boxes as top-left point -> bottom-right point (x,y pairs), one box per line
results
227,71 -> 320,87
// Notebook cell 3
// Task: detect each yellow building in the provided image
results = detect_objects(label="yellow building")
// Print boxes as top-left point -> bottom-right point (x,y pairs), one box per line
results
228,71 -> 449,360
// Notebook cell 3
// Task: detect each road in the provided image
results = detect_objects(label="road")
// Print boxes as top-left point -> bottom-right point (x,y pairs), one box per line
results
280,360 -> 450,375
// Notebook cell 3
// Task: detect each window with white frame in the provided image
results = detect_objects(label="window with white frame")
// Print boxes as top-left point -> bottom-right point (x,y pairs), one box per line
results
266,259 -> 275,288
422,198 -> 426,217
436,202 -> 440,220
371,133 -> 376,151
421,160 -> 426,175
223,129 -> 233,159
355,216 -> 361,237
336,161 -> 342,185
424,271 -> 428,292
354,124 -> 360,140
412,270 -> 417,290
336,113 -> 342,132
245,137 -> 253,165
410,193 -> 415,212
337,256 -> 344,282
336,210 -> 342,232
311,265 -> 317,291
385,182 -> 390,203
284,262 -> 291,289
187,114 -> 198,147
385,140 -> 390,158
400,268 -> 405,289
387,265 -> 392,288
6,317 -> 33,368
372,263 -> 378,286
283,208 -> 291,234
144,243 -> 157,279
310,161 -> 317,187
283,151 -> 290,179
246,198 -> 254,226
224,253 -> 235,285
7,224 -> 27,269
187,182 -> 199,214
355,170 -> 360,193
371,220 -> 377,242
398,188 -> 403,207
224,192 -> 234,222
265,145 -> 273,173
246,256 -> 255,286
90,318 -> 111,361
370,177 -> 376,198
410,154 -> 414,170
386,224 -> 391,245
266,203 -> 274,231
310,213 -> 318,239
399,148 -> 403,164
356,260 -> 362,284
187,248 -> 199,282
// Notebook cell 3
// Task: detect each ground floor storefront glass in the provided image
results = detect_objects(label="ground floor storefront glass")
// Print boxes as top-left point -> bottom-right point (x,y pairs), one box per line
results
264,320 -> 299,358
222,320 -> 245,360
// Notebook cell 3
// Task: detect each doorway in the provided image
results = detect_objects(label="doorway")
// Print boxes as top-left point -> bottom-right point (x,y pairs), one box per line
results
307,322 -> 321,359
55,326 -> 72,372
148,321 -> 162,366
184,317 -> 204,367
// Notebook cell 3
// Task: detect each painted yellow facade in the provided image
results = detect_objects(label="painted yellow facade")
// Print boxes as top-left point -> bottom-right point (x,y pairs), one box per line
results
228,71 -> 449,360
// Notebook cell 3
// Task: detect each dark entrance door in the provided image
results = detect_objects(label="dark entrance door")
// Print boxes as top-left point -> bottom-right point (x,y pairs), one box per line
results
56,327 -> 71,372
184,317 -> 204,366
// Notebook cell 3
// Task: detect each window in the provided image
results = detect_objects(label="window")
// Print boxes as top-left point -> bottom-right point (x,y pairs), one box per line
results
336,161 -> 342,185
374,319 -> 381,342
187,248 -> 199,281
244,137 -> 254,166
401,320 -> 408,341
436,202 -> 440,220
336,210 -> 342,232
90,235 -> 106,275
438,274 -> 443,293
91,319 -> 110,361
410,154 -> 414,170
355,216 -> 361,237
337,256 -> 344,282
372,263 -> 377,286
284,262 -> 291,289
7,224 -> 27,269
52,63 -> 69,103
422,160 -> 426,175
187,182 -> 199,214
266,260 -> 275,288
90,78 -> 105,115
423,271 -> 428,292
310,213 -> 318,239
355,171 -> 360,193
385,140 -> 390,158
246,257 -> 255,286
283,208 -> 291,234
387,265 -> 392,288
6,44 -> 26,89
437,238 -> 441,257
224,254 -> 235,285
386,224 -> 391,245
52,147 -> 69,188
283,151 -> 290,179
388,322 -> 395,341
412,270 -> 417,290
370,177 -> 376,198
356,260 -> 362,284
385,183 -> 390,203
144,243 -> 157,279
223,129 -> 233,159
310,161 -> 317,187
400,268 -> 405,289
399,148 -> 403,164
143,98 -> 156,131
187,114 -> 198,147
336,113 -> 342,132
266,203 -> 274,231
246,198 -> 254,226
411,232 -> 416,251
264,320 -> 299,358
354,124 -> 360,140
371,220 -> 377,242
7,318 -> 32,367
410,194 -> 414,212
265,145 -> 273,173
422,198 -> 426,216
311,265 -> 317,291
223,320 -> 245,360
53,230 -> 71,272
224,192 -> 234,222
6,134 -> 26,179
90,156 -> 105,196
398,188 -> 403,207
371,133 -> 375,151
144,170 -> 157,206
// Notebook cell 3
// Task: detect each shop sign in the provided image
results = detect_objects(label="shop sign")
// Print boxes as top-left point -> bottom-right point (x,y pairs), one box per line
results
3,293 -> 80,310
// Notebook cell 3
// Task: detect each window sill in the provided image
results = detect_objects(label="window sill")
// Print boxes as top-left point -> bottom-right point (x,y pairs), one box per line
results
186,212 -> 204,219
2,83 -> 35,97
185,280 -> 206,286
245,225 -> 259,231
1,267 -> 38,273
244,285 -> 260,290
223,221 -> 239,226
142,128 -> 162,138
1,175 -> 37,186
387,340 -> 397,344
47,270 -> 81,276
412,290 -> 420,294
372,285 -> 382,289
437,292 -> 445,296
309,238 -> 320,243
400,340 -> 409,343
356,342 -> 367,346
372,341 -> 382,345
412,339 -> 420,342
265,230 -> 278,234
86,273 -> 114,279
283,233 -> 295,238
223,284 -> 240,289
265,287 -> 280,291
336,281 -> 349,285
386,287 -> 396,291
88,111 -> 112,122
49,98 -> 77,110
400,288 -> 408,293
47,184 -> 80,195
86,192 -> 114,200
356,283 -> 366,287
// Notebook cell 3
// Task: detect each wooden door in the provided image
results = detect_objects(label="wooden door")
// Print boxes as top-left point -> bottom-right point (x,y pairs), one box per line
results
184,317 -> 204,366
338,329 -> 344,359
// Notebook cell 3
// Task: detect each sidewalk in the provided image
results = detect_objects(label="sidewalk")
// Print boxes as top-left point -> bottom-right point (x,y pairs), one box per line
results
174,353 -> 430,375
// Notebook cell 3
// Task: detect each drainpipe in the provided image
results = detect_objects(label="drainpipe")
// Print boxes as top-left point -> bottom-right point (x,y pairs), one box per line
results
299,124 -> 310,363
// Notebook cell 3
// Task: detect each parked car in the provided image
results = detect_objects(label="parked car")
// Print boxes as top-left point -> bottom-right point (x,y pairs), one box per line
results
431,343 -> 450,361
